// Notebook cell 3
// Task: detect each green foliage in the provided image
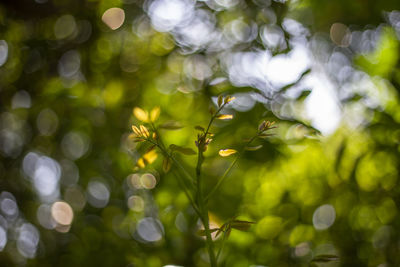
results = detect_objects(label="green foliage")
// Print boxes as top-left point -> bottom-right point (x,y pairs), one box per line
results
0,0 -> 399,267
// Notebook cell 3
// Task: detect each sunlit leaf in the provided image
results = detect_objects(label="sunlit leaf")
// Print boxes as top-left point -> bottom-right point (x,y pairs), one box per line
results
218,95 -> 223,107
143,149 -> 158,164
245,145 -> 263,151
224,95 -> 235,104
150,106 -> 160,122
137,158 -> 145,168
216,114 -> 233,120
169,144 -> 196,155
258,121 -> 267,132
159,121 -> 183,130
132,125 -> 142,136
133,107 -> 149,122
140,125 -> 150,138
219,149 -> 237,157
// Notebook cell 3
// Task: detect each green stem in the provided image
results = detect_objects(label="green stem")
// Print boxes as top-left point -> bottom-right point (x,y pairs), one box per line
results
196,149 -> 217,267
145,138 -> 199,215
146,138 -> 196,190
216,230 -> 228,262
171,169 -> 202,217
194,103 -> 229,267
205,135 -> 257,202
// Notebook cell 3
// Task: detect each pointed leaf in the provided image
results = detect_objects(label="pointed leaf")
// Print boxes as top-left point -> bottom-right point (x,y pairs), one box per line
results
258,133 -> 274,138
132,125 -> 142,136
140,125 -> 150,138
216,114 -> 233,120
150,106 -> 160,122
230,220 -> 255,231
159,121 -> 183,130
296,90 -> 312,101
169,144 -> 196,155
245,145 -> 263,151
258,121 -> 267,132
162,157 -> 171,173
217,95 -> 223,107
224,95 -> 235,104
219,149 -> 237,157
133,107 -> 149,122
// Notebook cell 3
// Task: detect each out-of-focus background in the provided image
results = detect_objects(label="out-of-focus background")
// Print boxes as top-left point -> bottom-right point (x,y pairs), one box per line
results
0,0 -> 400,266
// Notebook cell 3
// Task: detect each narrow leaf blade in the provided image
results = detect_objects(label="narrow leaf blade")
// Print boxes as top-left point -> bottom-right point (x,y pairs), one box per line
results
217,114 -> 233,120
159,121 -> 183,130
245,145 -> 263,151
219,149 -> 237,157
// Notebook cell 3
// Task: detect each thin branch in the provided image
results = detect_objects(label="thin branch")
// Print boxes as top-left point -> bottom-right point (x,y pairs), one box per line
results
205,135 -> 257,202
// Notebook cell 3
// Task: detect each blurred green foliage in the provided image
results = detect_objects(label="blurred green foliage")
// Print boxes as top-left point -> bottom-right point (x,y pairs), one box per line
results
0,0 -> 399,266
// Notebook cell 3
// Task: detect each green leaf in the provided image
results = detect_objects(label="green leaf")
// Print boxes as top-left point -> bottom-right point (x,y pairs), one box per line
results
162,157 -> 171,173
230,220 -> 255,231
296,90 -> 312,101
195,125 -> 205,131
311,254 -> 340,263
159,121 -> 183,130
169,144 -> 196,155
217,95 -> 223,107
245,145 -> 263,151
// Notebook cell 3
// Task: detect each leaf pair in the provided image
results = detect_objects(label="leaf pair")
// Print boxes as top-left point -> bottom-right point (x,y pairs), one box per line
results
258,120 -> 276,138
133,106 -> 160,123
217,95 -> 235,107
132,125 -> 151,141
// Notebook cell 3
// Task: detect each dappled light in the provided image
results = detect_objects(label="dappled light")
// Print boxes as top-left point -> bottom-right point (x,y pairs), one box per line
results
0,0 -> 399,266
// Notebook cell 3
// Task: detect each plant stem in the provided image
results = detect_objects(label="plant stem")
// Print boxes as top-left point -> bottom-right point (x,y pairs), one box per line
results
205,135 -> 257,202
194,103 -> 228,267
216,230 -> 228,262
145,138 -> 200,215
196,150 -> 217,267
